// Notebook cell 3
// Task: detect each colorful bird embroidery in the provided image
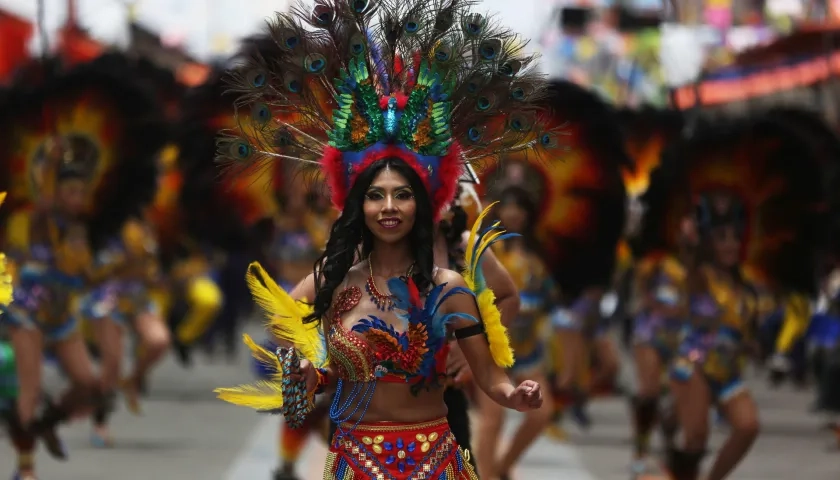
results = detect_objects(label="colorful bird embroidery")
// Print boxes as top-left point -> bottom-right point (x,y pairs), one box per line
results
351,276 -> 476,386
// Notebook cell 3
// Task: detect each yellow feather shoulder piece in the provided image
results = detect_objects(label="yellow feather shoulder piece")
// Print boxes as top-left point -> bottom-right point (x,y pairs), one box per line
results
463,203 -> 515,368
245,262 -> 328,368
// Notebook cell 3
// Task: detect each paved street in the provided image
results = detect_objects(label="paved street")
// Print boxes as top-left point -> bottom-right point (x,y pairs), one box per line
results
2,322 -> 838,479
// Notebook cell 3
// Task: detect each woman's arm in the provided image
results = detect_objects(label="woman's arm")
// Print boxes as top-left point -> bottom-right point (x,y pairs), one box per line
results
479,248 -> 519,327
287,272 -> 339,393
439,269 -> 541,411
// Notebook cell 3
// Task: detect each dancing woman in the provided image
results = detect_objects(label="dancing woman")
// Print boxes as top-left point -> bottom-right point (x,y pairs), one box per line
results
481,186 -> 558,479
643,116 -> 826,480
214,1 -> 564,477
628,207 -> 698,477
434,184 -> 520,477
0,58 -> 165,479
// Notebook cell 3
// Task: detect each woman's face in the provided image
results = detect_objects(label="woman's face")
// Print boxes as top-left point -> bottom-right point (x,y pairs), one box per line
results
710,224 -> 741,268
679,215 -> 699,248
363,167 -> 416,244
498,201 -> 527,233
56,178 -> 87,217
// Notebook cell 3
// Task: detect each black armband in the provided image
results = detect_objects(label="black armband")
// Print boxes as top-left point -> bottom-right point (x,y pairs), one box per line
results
454,322 -> 485,339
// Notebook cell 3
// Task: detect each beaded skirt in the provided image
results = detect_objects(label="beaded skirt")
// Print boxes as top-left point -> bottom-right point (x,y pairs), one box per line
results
324,417 -> 478,480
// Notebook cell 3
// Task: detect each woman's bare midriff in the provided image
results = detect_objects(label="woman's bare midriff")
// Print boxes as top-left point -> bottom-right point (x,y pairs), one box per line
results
333,381 -> 449,423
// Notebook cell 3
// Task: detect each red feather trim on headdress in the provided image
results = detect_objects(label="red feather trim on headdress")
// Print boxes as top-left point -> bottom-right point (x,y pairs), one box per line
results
321,142 -> 463,221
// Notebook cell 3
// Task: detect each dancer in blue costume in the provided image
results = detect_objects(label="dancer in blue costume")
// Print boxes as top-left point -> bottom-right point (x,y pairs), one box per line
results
642,113 -> 827,480
0,56 -> 165,479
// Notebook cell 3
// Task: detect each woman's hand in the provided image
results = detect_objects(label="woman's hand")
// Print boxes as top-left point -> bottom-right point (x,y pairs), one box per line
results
505,380 -> 543,412
288,358 -> 319,394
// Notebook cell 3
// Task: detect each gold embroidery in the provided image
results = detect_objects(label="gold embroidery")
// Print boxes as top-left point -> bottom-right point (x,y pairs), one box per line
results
323,451 -> 338,480
362,436 -> 373,445
428,432 -> 439,441
421,441 -> 431,452
372,444 -> 383,454
340,417 -> 447,433
416,433 -> 427,442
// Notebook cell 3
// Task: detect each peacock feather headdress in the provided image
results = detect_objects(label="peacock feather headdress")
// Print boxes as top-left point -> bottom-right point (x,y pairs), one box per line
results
216,0 -> 561,218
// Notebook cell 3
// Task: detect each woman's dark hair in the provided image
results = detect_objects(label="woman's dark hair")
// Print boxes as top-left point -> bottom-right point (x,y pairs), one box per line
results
439,185 -> 468,270
497,185 -> 542,254
304,157 -> 436,324
687,222 -> 744,297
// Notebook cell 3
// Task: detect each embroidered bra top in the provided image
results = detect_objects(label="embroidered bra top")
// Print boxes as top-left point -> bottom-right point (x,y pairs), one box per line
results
689,267 -> 755,335
327,266 -> 472,386
327,285 -> 451,385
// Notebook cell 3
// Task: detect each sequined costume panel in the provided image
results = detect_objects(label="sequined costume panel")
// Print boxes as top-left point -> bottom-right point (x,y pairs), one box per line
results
495,248 -> 554,374
327,286 -> 377,383
2,211 -> 85,341
632,254 -> 687,362
78,236 -> 158,325
671,268 -> 752,401
323,417 -> 478,480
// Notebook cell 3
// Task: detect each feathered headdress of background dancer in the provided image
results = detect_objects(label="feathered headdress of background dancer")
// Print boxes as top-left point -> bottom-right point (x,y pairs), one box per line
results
215,0 -> 563,219
0,55 -> 166,248
179,35 -> 297,255
617,106 -> 684,201
479,80 -> 630,298
639,113 -> 831,296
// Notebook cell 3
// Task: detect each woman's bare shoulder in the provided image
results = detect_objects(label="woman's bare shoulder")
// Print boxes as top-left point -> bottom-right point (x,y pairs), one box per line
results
434,267 -> 468,289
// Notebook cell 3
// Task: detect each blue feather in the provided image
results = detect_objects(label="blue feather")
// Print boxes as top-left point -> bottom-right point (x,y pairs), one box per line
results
385,277 -> 412,310
428,286 -> 475,319
423,283 -> 446,313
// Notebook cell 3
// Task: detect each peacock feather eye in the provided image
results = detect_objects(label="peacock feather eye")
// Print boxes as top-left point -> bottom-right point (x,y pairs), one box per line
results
404,19 -> 420,34
540,132 -> 558,148
227,140 -> 252,160
352,0 -> 370,14
507,111 -> 534,132
462,13 -> 485,37
349,33 -> 366,56
312,4 -> 334,26
247,69 -> 267,88
251,103 -> 271,126
286,77 -> 302,93
274,128 -> 294,147
277,28 -> 299,51
499,60 -> 521,77
433,44 -> 452,63
475,93 -> 495,112
478,39 -> 501,61
304,53 -> 327,74
467,126 -> 483,142
511,87 -> 525,100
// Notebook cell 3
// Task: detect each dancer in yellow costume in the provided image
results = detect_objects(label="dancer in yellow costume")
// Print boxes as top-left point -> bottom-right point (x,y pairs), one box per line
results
481,186 -> 558,480
479,80 -> 630,432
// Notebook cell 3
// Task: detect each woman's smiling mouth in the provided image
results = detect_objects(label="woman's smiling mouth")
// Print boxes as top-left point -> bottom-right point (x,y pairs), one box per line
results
378,218 -> 402,229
